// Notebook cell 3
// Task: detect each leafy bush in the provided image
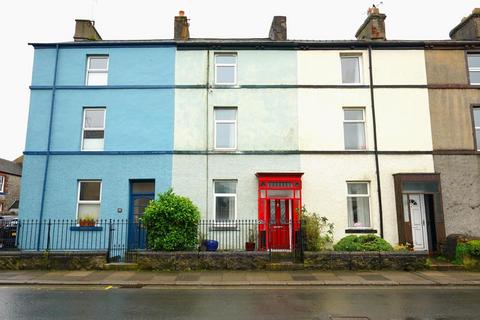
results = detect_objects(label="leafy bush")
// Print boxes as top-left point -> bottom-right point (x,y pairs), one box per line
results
302,207 -> 334,251
142,189 -> 201,251
467,240 -> 480,257
333,234 -> 393,252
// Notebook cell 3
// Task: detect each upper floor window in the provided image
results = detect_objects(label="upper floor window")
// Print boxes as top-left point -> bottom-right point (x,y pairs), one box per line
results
215,54 -> 237,85
341,55 -> 361,84
86,56 -> 109,85
467,54 -> 480,85
77,180 -> 102,222
214,107 -> 237,150
214,180 -> 237,221
0,175 -> 4,193
347,182 -> 371,228
474,107 -> 480,151
82,108 -> 105,151
344,108 -> 366,150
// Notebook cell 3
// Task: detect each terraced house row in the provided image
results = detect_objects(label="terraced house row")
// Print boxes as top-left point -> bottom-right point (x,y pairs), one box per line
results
20,8 -> 480,254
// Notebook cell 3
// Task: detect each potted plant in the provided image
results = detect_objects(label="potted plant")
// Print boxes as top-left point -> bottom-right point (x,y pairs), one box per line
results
245,228 -> 256,251
79,215 -> 96,227
205,239 -> 219,251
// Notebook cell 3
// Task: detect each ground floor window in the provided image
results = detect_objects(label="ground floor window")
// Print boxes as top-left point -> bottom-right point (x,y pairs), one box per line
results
214,180 -> 237,221
77,180 -> 102,222
346,182 -> 371,228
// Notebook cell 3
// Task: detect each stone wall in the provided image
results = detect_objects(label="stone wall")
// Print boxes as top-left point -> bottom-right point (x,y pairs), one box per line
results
304,251 -> 428,271
0,251 -> 107,270
136,251 -> 271,271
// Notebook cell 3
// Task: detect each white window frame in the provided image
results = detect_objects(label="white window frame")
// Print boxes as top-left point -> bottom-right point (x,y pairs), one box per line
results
340,54 -> 362,85
213,180 -> 237,222
81,108 -> 106,151
85,55 -> 109,86
468,53 -> 480,85
474,107 -> 480,151
0,175 -> 4,193
343,107 -> 367,150
76,180 -> 102,223
346,181 -> 371,229
214,107 -> 237,150
214,53 -> 237,85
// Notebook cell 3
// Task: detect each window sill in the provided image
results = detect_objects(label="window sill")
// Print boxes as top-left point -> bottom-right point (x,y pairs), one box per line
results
345,229 -> 377,234
70,226 -> 103,232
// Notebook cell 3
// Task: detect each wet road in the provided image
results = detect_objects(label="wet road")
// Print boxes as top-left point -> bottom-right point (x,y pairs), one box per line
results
0,286 -> 479,319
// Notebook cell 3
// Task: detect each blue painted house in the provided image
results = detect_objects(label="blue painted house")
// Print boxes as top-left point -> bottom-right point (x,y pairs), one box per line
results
20,20 -> 175,250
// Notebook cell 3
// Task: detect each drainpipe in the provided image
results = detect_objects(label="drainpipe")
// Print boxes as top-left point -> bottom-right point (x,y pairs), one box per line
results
37,44 -> 60,250
205,50 -> 210,219
368,45 -> 384,238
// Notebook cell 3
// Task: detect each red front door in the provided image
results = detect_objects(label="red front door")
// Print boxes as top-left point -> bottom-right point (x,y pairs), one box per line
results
268,199 -> 290,250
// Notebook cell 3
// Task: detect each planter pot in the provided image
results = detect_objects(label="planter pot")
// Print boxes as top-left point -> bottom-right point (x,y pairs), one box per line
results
245,242 -> 255,251
79,220 -> 95,227
205,240 -> 219,252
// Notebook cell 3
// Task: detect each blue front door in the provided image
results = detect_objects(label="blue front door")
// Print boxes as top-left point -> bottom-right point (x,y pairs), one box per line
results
128,181 -> 155,249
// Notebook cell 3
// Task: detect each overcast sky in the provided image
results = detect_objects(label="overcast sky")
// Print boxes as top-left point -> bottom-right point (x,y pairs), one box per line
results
0,0 -> 478,160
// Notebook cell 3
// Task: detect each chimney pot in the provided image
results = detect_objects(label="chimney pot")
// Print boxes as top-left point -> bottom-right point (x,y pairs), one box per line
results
269,16 -> 287,41
449,8 -> 480,40
74,19 -> 102,41
174,12 -> 190,40
355,8 -> 387,41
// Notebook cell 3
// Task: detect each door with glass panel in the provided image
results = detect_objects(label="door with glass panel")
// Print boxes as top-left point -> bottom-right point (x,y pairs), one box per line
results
128,181 -> 155,249
268,199 -> 291,250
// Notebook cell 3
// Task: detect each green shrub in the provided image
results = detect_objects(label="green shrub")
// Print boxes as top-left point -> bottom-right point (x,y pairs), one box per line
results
467,240 -> 480,257
142,189 -> 201,251
333,234 -> 393,252
302,207 -> 334,251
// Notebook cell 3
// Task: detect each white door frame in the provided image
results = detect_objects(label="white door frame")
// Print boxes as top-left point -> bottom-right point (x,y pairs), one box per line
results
407,193 -> 429,251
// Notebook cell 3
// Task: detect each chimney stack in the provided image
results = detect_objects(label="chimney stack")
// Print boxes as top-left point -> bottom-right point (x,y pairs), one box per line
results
450,8 -> 480,40
355,7 -> 386,41
269,16 -> 287,41
74,19 -> 102,41
174,10 -> 190,40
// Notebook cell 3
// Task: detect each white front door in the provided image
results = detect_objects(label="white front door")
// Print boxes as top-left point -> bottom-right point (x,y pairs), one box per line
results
408,194 -> 429,251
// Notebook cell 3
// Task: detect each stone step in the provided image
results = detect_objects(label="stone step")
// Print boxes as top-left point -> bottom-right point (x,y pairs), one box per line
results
266,262 -> 304,271
428,264 -> 465,271
104,263 -> 139,271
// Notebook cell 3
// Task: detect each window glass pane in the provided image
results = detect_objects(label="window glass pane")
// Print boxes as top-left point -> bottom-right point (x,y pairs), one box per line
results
79,181 -> 101,201
468,54 -> 480,69
476,130 -> 480,150
344,109 -> 364,121
215,196 -> 235,220
215,55 -> 236,64
474,108 -> 480,125
82,138 -> 104,151
216,123 -> 235,148
347,183 -> 368,195
347,197 -> 370,227
132,182 -> 155,194
344,122 -> 366,149
215,181 -> 236,193
268,190 -> 293,198
215,109 -> 236,121
87,72 -> 108,85
469,71 -> 480,84
402,181 -> 438,193
341,57 -> 360,83
402,194 -> 410,222
89,57 -> 108,70
269,201 -> 276,224
78,203 -> 100,221
84,109 -> 105,128
216,66 -> 235,84
0,176 -> 4,192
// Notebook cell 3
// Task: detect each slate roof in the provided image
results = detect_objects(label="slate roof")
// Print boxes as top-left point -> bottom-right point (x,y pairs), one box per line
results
0,158 -> 22,176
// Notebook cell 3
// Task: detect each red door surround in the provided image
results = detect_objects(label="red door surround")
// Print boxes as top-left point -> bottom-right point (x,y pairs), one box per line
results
256,172 -> 303,251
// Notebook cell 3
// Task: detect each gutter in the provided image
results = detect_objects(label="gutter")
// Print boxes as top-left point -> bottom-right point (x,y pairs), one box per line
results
36,44 -> 60,250
368,45 -> 384,238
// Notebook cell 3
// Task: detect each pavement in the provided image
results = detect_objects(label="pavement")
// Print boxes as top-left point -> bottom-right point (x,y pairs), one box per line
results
0,270 -> 479,287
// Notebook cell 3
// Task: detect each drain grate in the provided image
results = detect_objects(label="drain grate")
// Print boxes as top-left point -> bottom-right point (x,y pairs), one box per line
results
291,274 -> 317,281
359,274 -> 389,281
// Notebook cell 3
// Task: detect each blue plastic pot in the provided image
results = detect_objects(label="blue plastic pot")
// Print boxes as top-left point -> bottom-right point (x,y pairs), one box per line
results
205,240 -> 219,251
